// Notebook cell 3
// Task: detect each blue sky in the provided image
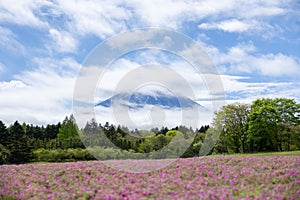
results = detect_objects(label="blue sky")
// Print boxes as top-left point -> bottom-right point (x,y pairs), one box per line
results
0,0 -> 299,126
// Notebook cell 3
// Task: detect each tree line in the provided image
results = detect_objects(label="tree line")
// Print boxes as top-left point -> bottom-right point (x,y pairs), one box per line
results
211,98 -> 300,154
0,97 -> 299,164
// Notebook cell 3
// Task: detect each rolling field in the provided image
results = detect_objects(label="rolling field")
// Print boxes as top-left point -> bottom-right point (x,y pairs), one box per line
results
1,155 -> 299,199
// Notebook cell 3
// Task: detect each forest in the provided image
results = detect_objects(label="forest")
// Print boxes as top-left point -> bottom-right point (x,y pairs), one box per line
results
0,98 -> 299,164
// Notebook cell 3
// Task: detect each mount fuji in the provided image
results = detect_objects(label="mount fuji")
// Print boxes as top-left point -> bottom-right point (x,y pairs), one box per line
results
95,91 -> 206,110
94,90 -> 211,129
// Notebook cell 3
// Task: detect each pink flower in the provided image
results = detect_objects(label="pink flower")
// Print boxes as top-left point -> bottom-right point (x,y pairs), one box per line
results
20,192 -> 25,199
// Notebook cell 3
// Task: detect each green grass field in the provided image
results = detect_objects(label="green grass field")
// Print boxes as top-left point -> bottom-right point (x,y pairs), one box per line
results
220,151 -> 300,157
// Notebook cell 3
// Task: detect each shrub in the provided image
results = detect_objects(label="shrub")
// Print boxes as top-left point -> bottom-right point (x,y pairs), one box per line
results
33,148 -> 95,162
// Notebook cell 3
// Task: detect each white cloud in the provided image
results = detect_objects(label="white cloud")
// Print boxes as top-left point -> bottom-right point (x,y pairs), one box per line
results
0,26 -> 24,53
252,53 -> 300,77
199,19 -> 259,33
93,55 -> 211,102
0,80 -> 27,90
56,0 -> 132,38
32,57 -> 80,77
198,75 -> 300,110
204,42 -> 300,77
0,0 -> 294,40
126,0 -> 187,28
220,75 -> 292,94
49,29 -> 77,53
128,0 -> 289,28
0,0 -> 292,47
0,0 -> 47,27
202,0 -> 287,19
94,105 -> 211,129
0,57 -> 80,125
36,0 -> 292,40
106,29 -> 165,50
198,19 -> 282,39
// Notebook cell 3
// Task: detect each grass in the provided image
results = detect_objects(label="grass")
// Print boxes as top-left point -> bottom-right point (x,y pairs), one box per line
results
222,151 -> 300,157
28,150 -> 300,164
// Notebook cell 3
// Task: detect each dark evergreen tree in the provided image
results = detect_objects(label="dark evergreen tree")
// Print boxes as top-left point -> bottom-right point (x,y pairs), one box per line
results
0,143 -> 11,164
45,124 -> 60,139
7,121 -> 33,163
0,121 -> 11,164
159,127 -> 169,135
57,115 -> 83,149
0,121 -> 9,147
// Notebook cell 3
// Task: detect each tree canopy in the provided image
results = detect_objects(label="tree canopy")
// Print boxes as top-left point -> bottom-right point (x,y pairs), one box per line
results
211,98 -> 300,154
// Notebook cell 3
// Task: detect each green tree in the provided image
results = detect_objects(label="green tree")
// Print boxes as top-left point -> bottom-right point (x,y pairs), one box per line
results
7,121 -> 33,163
186,131 -> 206,156
212,103 -> 250,153
247,98 -> 300,152
272,98 -> 300,151
82,118 -> 100,147
139,138 -> 154,153
0,121 -> 11,164
57,115 -> 83,149
166,130 -> 178,137
151,134 -> 168,151
45,123 -> 60,139
0,121 -> 9,147
247,99 -> 280,152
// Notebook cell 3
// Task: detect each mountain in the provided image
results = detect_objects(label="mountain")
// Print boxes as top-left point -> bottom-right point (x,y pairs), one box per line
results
95,91 -> 206,110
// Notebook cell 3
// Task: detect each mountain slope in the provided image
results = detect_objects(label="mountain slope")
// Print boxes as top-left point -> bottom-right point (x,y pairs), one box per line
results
95,91 -> 205,110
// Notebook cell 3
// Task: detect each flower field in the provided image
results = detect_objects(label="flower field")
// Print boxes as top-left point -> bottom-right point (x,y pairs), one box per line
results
1,156 -> 299,199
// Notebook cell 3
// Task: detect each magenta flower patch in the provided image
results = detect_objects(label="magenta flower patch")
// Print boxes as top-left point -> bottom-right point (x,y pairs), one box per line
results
0,156 -> 299,199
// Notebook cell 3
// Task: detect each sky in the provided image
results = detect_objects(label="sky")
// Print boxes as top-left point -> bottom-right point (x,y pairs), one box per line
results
0,0 -> 299,127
